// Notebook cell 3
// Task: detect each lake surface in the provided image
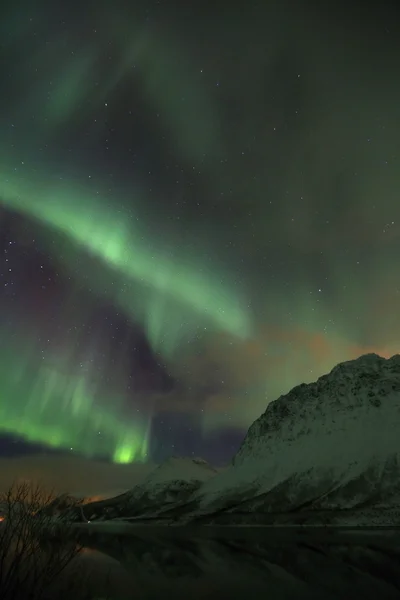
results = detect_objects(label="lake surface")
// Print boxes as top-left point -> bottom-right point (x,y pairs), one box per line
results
57,525 -> 400,600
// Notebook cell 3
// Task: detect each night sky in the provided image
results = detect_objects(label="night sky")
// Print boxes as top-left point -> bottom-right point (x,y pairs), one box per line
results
1,0 -> 400,470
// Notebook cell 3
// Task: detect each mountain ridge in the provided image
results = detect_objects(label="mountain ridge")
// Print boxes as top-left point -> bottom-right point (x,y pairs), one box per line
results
55,353 -> 400,526
190,353 -> 400,519
63,456 -> 218,522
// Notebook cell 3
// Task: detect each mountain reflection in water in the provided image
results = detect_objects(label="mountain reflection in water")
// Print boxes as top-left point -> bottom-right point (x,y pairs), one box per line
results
67,526 -> 400,600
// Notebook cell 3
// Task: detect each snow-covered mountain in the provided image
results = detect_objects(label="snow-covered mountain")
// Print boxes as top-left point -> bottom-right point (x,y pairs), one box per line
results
68,457 -> 218,521
56,354 -> 400,526
188,353 -> 400,522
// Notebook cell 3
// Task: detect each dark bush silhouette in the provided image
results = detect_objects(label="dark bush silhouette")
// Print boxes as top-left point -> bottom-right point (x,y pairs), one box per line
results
0,481 -> 85,600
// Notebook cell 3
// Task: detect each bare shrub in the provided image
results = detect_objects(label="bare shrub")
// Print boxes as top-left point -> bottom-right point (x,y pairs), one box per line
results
0,481 -> 84,600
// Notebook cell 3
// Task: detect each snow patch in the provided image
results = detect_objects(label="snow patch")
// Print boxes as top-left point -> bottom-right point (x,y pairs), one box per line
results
193,354 -> 400,515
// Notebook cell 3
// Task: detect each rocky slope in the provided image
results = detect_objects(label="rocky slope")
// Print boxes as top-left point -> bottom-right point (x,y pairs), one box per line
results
187,353 -> 400,522
66,457 -> 218,522
57,354 -> 400,526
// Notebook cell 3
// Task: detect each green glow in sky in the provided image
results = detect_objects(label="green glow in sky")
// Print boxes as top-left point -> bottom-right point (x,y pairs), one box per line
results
1,0 -> 400,458
0,331 -> 149,463
0,169 -> 251,358
0,10 -> 255,457
0,167 -> 251,458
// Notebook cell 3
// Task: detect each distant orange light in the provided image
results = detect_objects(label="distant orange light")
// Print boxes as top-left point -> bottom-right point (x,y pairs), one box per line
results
0,516 -> 5,522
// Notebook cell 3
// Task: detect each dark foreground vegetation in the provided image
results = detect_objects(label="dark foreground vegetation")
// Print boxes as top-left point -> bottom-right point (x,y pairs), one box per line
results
0,481 -> 107,600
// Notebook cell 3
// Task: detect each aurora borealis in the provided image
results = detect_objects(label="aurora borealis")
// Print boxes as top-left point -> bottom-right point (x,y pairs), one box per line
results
1,0 -> 400,468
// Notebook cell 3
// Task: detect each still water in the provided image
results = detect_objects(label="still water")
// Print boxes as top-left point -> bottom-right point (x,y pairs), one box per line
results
58,525 -> 400,600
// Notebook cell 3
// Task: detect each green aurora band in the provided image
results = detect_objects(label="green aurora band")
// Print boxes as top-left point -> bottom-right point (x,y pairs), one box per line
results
0,168 -> 251,351
2,7 -> 398,461
0,329 -> 151,463
0,170 -> 251,462
0,9 -> 252,461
